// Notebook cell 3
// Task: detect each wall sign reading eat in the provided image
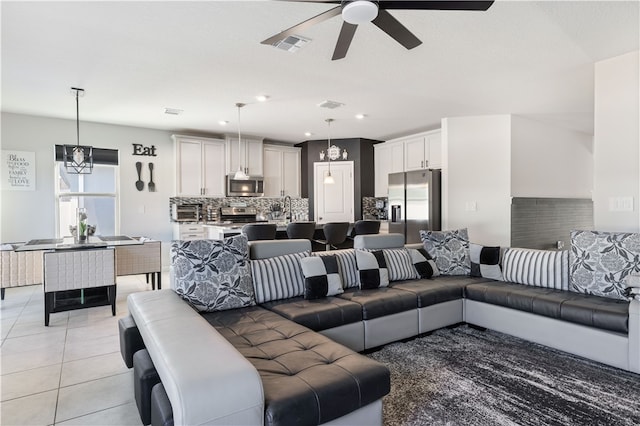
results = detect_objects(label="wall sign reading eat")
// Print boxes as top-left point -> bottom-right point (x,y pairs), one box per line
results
132,144 -> 157,156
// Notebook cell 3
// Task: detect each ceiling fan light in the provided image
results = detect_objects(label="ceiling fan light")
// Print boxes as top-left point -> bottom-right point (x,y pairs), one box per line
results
342,1 -> 378,25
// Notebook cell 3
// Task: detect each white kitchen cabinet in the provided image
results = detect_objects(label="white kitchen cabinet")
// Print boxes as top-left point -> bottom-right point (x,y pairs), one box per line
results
172,223 -> 206,241
374,140 -> 404,197
173,135 -> 226,197
263,145 -> 301,197
403,130 -> 442,171
226,137 -> 263,176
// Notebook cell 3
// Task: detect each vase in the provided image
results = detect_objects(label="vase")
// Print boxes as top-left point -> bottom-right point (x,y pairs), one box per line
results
76,207 -> 88,244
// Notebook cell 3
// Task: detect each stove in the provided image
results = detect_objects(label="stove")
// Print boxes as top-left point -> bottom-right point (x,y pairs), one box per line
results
219,206 -> 261,224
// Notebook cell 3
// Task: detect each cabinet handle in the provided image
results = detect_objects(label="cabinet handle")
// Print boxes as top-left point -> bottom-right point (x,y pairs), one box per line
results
425,160 -> 428,168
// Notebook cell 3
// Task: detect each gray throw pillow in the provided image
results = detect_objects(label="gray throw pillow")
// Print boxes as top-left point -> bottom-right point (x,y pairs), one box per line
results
420,228 -> 471,276
570,230 -> 640,300
170,235 -> 255,312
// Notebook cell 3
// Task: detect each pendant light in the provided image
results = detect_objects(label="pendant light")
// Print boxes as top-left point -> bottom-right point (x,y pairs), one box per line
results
233,102 -> 249,180
324,118 -> 335,185
63,87 -> 93,174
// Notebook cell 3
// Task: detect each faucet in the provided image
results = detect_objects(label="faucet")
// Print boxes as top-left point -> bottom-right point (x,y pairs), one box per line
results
283,195 -> 292,222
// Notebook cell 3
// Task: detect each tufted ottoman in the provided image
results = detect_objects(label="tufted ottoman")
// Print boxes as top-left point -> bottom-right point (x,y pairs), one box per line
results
202,306 -> 390,426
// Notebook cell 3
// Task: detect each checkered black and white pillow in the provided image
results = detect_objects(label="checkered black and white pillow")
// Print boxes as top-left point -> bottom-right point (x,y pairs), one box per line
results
469,243 -> 503,281
408,248 -> 440,279
356,250 -> 389,289
314,249 -> 358,289
299,255 -> 343,300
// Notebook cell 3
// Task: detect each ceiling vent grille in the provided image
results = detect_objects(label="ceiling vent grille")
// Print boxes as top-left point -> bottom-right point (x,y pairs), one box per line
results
272,35 -> 310,53
164,108 -> 183,115
317,100 -> 345,109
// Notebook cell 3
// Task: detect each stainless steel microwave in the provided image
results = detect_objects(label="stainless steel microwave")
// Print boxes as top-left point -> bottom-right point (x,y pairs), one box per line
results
226,175 -> 264,197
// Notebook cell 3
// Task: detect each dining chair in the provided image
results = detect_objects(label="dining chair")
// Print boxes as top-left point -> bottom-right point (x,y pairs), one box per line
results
353,220 -> 381,236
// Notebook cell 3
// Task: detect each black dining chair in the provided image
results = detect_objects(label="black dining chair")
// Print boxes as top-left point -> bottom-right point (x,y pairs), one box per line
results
286,222 -> 316,240
241,223 -> 277,241
315,222 -> 350,251
353,220 -> 381,236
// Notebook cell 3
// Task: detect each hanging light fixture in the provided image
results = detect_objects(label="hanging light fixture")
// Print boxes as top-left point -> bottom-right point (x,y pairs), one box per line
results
234,102 -> 249,180
324,118 -> 335,185
63,87 -> 93,174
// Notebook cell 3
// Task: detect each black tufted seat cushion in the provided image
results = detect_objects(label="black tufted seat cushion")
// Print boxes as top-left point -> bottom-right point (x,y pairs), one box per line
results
337,287 -> 417,320
466,281 -> 629,334
261,296 -> 363,331
391,276 -> 492,308
201,306 -> 390,426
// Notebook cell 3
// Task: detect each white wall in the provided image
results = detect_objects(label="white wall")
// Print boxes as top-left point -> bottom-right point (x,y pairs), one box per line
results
593,50 -> 640,232
442,115 -> 512,246
511,116 -> 593,198
1,112 -> 175,242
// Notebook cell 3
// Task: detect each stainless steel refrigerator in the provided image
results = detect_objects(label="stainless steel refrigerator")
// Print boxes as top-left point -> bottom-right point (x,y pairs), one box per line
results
388,169 -> 441,244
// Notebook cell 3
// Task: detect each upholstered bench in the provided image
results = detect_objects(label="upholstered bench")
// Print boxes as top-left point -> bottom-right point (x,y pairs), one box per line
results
202,306 -> 390,426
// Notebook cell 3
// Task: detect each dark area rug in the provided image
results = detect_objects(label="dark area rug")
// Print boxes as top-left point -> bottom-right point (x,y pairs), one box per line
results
366,325 -> 640,426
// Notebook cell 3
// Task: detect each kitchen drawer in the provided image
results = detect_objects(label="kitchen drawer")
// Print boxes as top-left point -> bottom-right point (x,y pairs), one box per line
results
180,233 -> 205,241
173,223 -> 205,240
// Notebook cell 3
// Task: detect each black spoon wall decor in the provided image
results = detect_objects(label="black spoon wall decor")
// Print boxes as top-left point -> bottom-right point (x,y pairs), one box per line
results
148,163 -> 156,192
135,161 -> 144,191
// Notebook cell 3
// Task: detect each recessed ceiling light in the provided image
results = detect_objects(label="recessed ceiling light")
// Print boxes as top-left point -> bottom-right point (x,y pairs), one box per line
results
256,95 -> 269,102
164,107 -> 183,115
219,120 -> 229,126
355,113 -> 366,119
304,132 -> 313,137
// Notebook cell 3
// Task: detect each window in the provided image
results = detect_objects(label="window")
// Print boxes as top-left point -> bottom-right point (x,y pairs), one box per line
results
55,160 -> 119,238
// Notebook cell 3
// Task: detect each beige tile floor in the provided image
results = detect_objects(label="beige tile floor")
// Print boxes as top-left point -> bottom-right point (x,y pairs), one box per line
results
0,274 -> 162,426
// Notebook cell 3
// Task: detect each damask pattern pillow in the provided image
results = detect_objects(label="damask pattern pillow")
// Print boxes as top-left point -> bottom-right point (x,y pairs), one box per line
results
419,228 -> 471,276
570,230 -> 640,301
170,235 -> 255,312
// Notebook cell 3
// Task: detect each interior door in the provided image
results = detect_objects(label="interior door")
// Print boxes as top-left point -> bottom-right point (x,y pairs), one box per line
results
314,161 -> 354,224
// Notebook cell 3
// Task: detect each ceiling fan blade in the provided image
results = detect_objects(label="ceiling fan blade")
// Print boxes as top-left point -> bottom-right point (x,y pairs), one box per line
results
378,1 -> 494,11
372,9 -> 422,50
261,6 -> 342,46
332,22 -> 358,60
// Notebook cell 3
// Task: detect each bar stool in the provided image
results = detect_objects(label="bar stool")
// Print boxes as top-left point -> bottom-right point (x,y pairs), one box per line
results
286,222 -> 316,240
315,222 -> 350,251
241,223 -> 277,241
353,220 -> 381,236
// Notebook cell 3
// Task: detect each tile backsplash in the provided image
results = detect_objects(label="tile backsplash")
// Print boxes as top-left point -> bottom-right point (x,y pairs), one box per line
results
170,197 -> 309,222
362,197 -> 388,220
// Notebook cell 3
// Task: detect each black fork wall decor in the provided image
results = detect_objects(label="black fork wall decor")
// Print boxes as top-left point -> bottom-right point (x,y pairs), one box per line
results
134,162 -> 157,192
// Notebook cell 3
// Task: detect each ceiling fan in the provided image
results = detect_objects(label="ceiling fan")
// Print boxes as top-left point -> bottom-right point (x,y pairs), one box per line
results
262,1 -> 495,60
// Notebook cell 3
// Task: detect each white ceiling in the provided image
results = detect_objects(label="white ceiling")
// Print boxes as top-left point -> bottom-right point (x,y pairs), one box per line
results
1,1 -> 638,143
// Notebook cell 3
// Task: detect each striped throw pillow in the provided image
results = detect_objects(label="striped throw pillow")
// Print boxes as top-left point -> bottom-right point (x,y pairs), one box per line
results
314,249 -> 359,288
381,248 -> 419,281
251,252 -> 309,303
503,248 -> 569,290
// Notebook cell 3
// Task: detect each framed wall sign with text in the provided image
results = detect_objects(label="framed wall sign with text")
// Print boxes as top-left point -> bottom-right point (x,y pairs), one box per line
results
2,150 -> 36,191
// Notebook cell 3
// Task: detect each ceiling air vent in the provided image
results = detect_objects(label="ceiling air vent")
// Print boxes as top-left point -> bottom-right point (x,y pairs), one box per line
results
164,108 -> 183,115
317,100 -> 345,110
272,35 -> 310,53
